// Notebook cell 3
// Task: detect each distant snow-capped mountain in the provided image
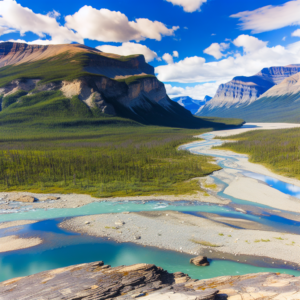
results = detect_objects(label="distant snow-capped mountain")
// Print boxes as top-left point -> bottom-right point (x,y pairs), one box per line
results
172,95 -> 212,114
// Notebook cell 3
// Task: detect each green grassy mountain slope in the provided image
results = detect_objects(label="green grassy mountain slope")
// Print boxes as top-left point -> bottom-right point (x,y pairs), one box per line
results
0,42 -> 244,130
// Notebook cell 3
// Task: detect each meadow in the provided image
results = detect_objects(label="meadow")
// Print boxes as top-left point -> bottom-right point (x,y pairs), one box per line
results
216,127 -> 300,179
0,124 -> 221,197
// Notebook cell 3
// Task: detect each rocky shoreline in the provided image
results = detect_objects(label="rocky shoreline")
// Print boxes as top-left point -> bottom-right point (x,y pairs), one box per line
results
1,261 -> 300,299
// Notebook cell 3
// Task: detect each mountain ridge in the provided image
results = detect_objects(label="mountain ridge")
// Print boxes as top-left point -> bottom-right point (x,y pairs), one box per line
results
197,65 -> 300,117
0,42 -> 244,129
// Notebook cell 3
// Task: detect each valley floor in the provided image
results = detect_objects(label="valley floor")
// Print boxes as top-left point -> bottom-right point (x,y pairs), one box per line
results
2,123 -> 300,274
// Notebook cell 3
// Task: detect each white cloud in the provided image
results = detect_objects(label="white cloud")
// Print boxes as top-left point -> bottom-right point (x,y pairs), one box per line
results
65,6 -> 179,43
0,26 -> 15,36
96,42 -> 158,62
233,35 -> 267,53
231,0 -> 300,33
162,51 -> 180,64
292,29 -> 300,37
47,10 -> 61,19
162,53 -> 174,64
173,50 -> 179,57
155,34 -> 300,84
0,0 -> 82,44
204,42 -> 229,59
166,82 -> 222,99
165,0 -> 207,13
283,36 -> 287,41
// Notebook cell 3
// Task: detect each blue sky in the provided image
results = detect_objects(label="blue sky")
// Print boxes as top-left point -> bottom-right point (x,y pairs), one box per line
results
1,0 -> 300,99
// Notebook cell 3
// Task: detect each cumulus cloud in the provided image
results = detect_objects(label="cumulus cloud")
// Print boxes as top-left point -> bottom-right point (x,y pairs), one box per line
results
204,42 -> 229,59
155,35 -> 300,84
0,0 -> 82,44
165,0 -> 207,13
162,51 -> 180,64
231,0 -> 300,33
166,82 -> 222,99
162,53 -> 174,64
0,26 -> 15,36
96,42 -> 158,62
292,29 -> 300,37
65,6 -> 179,43
233,35 -> 267,53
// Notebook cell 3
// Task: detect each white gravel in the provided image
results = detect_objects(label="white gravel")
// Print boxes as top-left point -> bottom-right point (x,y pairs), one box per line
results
60,211 -> 300,265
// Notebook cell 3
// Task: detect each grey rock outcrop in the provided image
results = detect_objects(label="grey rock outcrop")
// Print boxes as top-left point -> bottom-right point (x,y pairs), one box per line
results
0,261 -> 217,300
1,261 -> 300,299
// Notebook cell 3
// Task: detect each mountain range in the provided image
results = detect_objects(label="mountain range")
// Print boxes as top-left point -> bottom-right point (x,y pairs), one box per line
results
172,95 -> 212,114
0,42 -> 243,130
197,65 -> 300,122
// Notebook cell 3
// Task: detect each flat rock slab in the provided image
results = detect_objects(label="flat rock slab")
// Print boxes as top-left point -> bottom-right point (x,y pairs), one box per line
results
1,262 -> 300,299
0,261 -> 217,300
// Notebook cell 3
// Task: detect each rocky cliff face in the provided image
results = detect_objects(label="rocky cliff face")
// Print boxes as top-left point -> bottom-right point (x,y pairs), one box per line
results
260,71 -> 300,98
198,65 -> 300,116
1,261 -> 300,299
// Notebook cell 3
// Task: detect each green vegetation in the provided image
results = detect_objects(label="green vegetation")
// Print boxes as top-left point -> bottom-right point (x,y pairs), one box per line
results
115,75 -> 156,85
190,239 -> 220,247
0,120 -> 224,197
216,127 -> 300,180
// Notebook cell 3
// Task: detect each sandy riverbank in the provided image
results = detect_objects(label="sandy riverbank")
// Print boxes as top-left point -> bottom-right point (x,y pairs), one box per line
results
185,123 -> 300,213
0,235 -> 42,253
0,220 -> 38,230
0,179 -> 229,213
60,211 -> 300,266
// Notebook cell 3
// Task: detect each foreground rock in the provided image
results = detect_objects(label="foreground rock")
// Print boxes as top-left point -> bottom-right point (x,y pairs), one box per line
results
190,256 -> 210,266
0,261 -> 217,300
1,262 -> 300,299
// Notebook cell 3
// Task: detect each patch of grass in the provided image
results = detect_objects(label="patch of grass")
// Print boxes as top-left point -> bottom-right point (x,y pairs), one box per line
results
218,233 -> 224,236
216,127 -> 300,180
203,182 -> 218,190
115,75 -> 156,85
255,239 -> 270,242
274,237 -> 284,240
190,238 -> 220,247
228,235 -> 232,237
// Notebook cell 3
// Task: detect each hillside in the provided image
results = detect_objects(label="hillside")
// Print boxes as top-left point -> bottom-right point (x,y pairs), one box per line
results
0,42 -> 244,130
197,64 -> 300,120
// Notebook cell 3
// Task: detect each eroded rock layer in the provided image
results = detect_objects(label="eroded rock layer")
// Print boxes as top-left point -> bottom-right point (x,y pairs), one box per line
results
198,65 -> 300,117
1,261 -> 300,299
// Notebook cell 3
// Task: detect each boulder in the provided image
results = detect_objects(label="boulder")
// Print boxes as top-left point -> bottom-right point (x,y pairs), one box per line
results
10,195 -> 36,203
190,256 -> 210,266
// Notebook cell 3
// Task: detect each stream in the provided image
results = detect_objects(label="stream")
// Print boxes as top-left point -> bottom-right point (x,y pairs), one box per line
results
2,123 -> 300,282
